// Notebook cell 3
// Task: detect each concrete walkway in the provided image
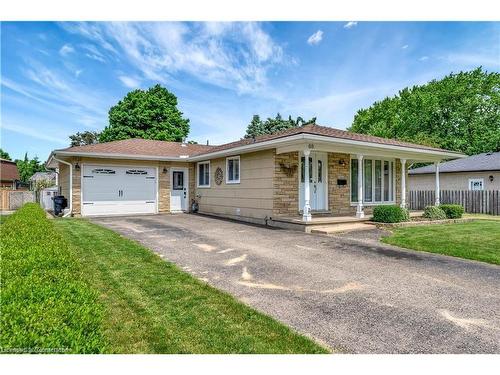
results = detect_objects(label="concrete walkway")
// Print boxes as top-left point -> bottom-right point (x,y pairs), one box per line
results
92,214 -> 500,354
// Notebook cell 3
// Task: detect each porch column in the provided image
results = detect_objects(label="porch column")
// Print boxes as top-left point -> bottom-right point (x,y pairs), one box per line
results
400,159 -> 407,208
302,149 -> 312,222
434,161 -> 440,205
356,154 -> 364,218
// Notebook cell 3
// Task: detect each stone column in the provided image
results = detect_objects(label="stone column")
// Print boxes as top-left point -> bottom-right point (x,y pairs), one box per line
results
435,161 -> 440,205
356,154 -> 364,218
302,149 -> 312,222
400,159 -> 407,208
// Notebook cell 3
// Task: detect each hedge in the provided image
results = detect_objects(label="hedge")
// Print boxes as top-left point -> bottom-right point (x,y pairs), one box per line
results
439,204 -> 465,219
0,204 -> 106,353
372,205 -> 410,223
423,205 -> 447,220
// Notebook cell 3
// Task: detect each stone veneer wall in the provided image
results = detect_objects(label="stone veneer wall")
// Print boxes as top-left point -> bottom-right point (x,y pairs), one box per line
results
272,151 -> 299,216
327,153 -> 353,215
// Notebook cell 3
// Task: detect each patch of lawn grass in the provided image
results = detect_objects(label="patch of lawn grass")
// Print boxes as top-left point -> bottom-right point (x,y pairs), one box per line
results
54,219 -> 328,354
381,220 -> 500,265
1,204 -> 106,353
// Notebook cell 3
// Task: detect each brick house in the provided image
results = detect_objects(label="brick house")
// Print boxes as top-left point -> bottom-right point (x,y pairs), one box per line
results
0,159 -> 20,189
46,124 -> 464,224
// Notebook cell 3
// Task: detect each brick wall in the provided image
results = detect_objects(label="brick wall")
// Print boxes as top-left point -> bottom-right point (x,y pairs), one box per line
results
328,153 -> 354,215
273,151 -> 299,216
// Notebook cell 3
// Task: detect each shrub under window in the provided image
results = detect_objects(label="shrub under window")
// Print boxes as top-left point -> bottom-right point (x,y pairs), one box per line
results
372,205 -> 409,223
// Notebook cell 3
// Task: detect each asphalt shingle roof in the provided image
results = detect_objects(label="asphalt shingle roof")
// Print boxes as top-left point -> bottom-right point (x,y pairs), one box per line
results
409,152 -> 500,174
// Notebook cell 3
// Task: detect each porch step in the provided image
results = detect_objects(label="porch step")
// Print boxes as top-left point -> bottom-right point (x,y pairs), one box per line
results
310,222 -> 376,235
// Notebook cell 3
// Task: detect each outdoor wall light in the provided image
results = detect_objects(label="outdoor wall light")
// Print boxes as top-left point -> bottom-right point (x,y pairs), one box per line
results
339,159 -> 346,167
489,175 -> 494,182
74,163 -> 80,171
163,167 -> 169,174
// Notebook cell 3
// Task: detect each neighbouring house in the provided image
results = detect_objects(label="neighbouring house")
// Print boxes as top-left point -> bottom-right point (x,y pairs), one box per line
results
409,151 -> 500,191
0,158 -> 20,189
29,171 -> 57,190
46,124 -> 464,224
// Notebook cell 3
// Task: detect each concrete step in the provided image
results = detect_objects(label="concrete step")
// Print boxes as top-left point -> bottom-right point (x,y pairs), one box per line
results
310,222 -> 376,235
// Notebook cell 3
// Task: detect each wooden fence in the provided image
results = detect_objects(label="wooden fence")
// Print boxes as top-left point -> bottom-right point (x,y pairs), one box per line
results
409,190 -> 500,215
0,190 -> 35,211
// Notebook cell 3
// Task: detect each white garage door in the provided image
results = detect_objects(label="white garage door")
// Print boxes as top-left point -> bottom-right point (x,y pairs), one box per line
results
82,165 -> 157,216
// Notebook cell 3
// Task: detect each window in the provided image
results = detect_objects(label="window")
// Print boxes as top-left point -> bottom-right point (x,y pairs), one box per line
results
300,156 -> 313,183
172,171 -> 184,190
197,161 -> 210,187
469,178 -> 484,191
351,158 -> 395,204
226,156 -> 240,184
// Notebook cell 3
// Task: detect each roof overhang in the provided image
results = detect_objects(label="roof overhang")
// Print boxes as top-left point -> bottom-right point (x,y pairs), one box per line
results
46,133 -> 465,167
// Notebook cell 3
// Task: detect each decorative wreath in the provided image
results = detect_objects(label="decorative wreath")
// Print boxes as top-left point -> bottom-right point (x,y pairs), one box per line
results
215,167 -> 224,185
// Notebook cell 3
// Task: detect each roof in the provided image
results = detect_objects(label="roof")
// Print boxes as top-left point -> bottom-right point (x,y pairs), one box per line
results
0,159 -> 20,181
199,124 -> 453,155
409,152 -> 500,175
57,138 -> 214,158
54,125 -> 459,161
30,171 -> 57,181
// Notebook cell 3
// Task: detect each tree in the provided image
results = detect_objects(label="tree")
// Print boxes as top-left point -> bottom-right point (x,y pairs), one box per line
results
348,68 -> 500,155
244,113 -> 316,138
99,84 -> 190,143
69,131 -> 100,147
15,153 -> 45,183
0,148 -> 11,160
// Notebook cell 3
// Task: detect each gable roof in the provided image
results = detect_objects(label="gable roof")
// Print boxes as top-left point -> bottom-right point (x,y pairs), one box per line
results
409,152 -> 500,175
54,124 -> 460,161
30,171 -> 57,181
0,159 -> 20,181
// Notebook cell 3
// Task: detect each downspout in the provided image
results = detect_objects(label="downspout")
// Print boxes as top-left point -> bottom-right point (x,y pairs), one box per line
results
52,156 -> 72,217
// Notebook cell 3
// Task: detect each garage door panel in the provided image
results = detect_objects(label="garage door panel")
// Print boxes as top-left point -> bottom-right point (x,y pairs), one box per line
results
81,164 -> 157,216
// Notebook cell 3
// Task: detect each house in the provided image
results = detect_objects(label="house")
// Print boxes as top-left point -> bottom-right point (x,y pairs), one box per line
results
29,171 -> 57,190
46,124 -> 464,223
0,159 -> 20,189
409,152 -> 500,191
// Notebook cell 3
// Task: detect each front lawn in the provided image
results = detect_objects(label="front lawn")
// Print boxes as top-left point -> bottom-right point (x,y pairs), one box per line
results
54,219 -> 327,353
381,220 -> 500,265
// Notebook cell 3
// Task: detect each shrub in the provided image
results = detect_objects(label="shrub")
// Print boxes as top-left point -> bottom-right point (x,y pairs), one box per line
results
423,205 -> 447,220
439,204 -> 465,219
372,205 -> 410,223
0,203 -> 106,353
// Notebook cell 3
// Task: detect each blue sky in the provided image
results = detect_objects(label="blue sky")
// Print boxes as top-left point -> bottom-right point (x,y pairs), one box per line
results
1,21 -> 499,161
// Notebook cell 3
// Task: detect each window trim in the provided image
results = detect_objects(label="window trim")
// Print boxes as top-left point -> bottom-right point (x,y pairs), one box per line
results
226,156 -> 241,184
350,156 -> 396,205
197,161 -> 211,188
468,178 -> 484,191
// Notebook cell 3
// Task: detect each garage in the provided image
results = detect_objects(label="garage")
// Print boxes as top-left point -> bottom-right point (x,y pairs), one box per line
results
81,164 -> 157,216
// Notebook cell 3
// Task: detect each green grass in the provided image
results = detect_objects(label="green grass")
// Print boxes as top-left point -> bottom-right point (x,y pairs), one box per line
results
382,220 -> 500,265
0,204 -> 106,353
54,219 -> 328,354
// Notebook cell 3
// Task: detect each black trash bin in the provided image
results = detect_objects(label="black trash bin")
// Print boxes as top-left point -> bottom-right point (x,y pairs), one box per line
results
53,195 -> 68,216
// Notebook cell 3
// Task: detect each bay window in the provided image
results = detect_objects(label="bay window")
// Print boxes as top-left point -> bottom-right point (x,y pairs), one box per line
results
351,157 -> 394,204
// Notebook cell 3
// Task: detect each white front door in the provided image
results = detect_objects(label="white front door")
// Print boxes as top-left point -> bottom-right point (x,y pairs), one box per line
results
81,165 -> 157,216
299,152 -> 328,211
170,168 -> 188,212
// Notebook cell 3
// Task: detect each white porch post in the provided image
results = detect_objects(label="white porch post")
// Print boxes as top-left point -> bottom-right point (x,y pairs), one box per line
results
356,154 -> 364,218
400,159 -> 407,208
434,161 -> 440,205
302,149 -> 312,222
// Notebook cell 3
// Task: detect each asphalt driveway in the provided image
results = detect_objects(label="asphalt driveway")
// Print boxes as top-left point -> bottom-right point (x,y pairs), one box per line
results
92,214 -> 500,353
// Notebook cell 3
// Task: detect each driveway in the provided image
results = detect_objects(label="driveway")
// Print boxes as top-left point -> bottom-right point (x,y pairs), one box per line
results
92,214 -> 500,353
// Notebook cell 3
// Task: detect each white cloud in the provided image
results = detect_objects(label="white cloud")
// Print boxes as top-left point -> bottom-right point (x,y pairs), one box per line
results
344,21 -> 358,29
307,30 -> 323,45
118,75 -> 141,88
419,56 -> 429,61
75,69 -> 83,78
81,44 -> 107,63
63,22 -> 285,95
59,44 -> 75,56
402,44 -> 409,49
